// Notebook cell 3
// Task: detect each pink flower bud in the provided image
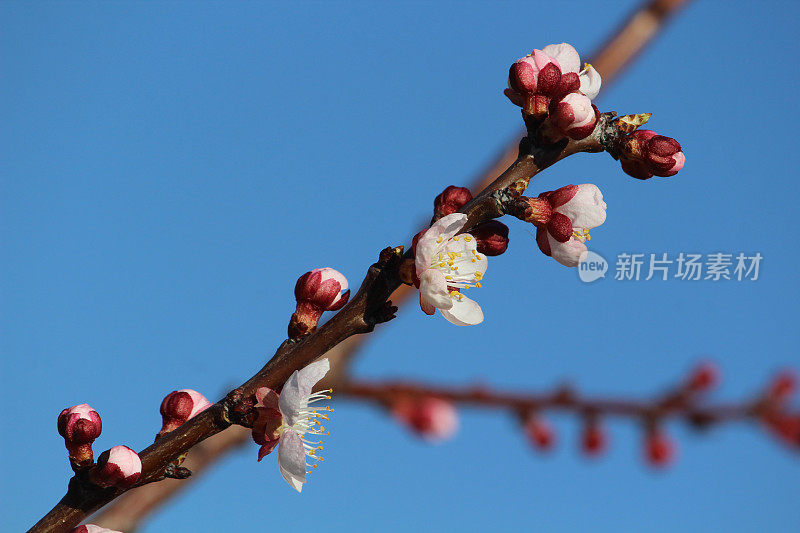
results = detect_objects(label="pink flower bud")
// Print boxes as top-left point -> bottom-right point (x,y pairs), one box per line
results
550,93 -> 598,140
469,220 -> 510,256
505,50 -> 564,116
158,389 -> 213,437
687,362 -> 719,392
288,267 -> 350,339
71,526 -> 122,533
581,422 -> 606,457
392,397 -> 458,442
645,430 -> 675,468
525,416 -> 555,451
58,404 -> 102,467
91,445 -> 142,488
434,185 -> 472,217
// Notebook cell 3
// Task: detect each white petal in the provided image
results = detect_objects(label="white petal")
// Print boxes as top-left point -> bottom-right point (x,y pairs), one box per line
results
278,359 -> 330,425
579,65 -> 602,99
279,371 -> 304,425
542,43 -> 580,74
440,294 -> 484,325
556,184 -> 607,229
414,214 -> 468,276
297,358 -> 330,390
420,269 -> 454,311
547,234 -> 588,267
435,213 -> 468,241
278,429 -> 306,493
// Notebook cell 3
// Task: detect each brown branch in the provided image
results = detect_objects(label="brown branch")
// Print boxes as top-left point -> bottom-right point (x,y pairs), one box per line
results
337,380 -> 757,426
31,110 -> 626,533
71,1 -> 695,531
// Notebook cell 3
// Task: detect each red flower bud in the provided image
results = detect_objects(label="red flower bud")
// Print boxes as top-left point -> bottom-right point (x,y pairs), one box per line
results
687,362 -> 719,392
645,430 -> 675,468
392,397 -> 458,442
469,220 -> 510,256
767,370 -> 797,403
525,416 -> 555,451
621,130 -> 685,178
288,267 -> 350,339
581,422 -> 606,457
158,389 -> 212,438
434,185 -> 472,217
58,404 -> 102,468
90,445 -> 142,488
763,413 -> 800,450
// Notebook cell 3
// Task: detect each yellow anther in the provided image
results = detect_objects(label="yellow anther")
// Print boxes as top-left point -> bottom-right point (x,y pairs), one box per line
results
476,282 -> 482,288
445,275 -> 452,280
439,262 -> 446,267
471,259 -> 476,263
448,252 -> 456,260
464,236 -> 472,242
475,271 -> 483,280
436,237 -> 443,243
453,236 -> 459,241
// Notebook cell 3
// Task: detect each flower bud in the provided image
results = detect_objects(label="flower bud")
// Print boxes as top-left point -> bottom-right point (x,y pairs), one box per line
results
621,130 -> 685,178
763,413 -> 800,449
434,185 -> 472,218
469,220 -> 510,256
71,526 -> 122,533
288,267 -> 350,339
767,370 -> 797,404
644,429 -> 674,468
525,416 -> 555,451
58,404 -> 102,468
158,389 -> 213,438
686,362 -> 719,392
392,397 -> 458,442
581,421 -> 606,457
90,445 -> 142,488
550,93 -> 598,140
505,50 -> 564,116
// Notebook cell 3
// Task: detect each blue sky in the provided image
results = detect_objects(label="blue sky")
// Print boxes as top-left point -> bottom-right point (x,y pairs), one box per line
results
2,1 -> 799,531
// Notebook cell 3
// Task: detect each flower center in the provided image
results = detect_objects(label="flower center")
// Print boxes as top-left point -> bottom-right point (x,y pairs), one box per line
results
572,228 -> 591,242
429,235 -> 485,290
280,388 -> 333,474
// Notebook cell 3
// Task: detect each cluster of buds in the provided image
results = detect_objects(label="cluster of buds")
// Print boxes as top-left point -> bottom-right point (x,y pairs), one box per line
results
512,183 -> 607,267
391,397 -> 458,442
157,389 -> 213,440
619,129 -> 685,180
288,267 -> 350,340
505,43 -> 601,139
